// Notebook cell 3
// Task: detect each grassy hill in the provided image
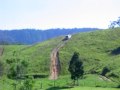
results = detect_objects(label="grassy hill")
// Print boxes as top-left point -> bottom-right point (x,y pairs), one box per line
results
1,28 -> 120,89
59,28 -> 120,77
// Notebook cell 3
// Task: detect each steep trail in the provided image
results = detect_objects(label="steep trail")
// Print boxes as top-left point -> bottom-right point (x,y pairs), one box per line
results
49,40 -> 68,80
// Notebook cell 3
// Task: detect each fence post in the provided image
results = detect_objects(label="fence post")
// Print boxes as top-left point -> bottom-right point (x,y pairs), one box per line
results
40,82 -> 42,89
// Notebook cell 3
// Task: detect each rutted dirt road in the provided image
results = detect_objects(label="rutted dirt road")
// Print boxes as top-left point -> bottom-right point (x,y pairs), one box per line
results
49,40 -> 67,80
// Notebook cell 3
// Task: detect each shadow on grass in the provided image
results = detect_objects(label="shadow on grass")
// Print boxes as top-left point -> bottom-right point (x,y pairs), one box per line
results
111,47 -> 120,55
24,74 -> 48,79
46,86 -> 73,90
117,85 -> 120,88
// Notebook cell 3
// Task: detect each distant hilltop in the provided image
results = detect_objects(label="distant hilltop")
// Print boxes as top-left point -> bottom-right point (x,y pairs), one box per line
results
0,28 -> 100,44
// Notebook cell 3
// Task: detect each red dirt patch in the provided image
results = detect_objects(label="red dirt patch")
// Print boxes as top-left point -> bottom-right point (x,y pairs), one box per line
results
49,41 -> 66,80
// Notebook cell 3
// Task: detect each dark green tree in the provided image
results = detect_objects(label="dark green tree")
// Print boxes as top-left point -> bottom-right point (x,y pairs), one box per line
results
68,52 -> 84,85
109,17 -> 120,29
0,61 -> 4,77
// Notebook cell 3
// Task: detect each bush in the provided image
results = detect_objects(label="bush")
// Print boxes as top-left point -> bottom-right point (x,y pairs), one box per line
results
0,61 -> 4,76
19,76 -> 35,90
6,58 -> 28,79
101,67 -> 110,76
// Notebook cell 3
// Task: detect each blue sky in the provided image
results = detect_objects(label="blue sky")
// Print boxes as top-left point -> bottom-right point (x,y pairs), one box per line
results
0,0 -> 120,30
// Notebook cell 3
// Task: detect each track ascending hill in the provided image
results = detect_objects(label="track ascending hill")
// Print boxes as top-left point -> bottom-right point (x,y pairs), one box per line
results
1,28 -> 120,83
49,38 -> 69,80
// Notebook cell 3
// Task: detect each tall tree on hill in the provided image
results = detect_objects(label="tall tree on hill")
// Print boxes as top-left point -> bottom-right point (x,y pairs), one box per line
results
68,52 -> 84,85
109,17 -> 120,29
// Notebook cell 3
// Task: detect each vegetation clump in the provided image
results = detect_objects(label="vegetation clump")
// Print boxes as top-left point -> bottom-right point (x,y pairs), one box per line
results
68,52 -> 84,85
101,66 -> 110,76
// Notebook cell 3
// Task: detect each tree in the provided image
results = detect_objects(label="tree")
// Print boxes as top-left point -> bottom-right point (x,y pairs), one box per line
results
68,52 -> 84,85
0,61 -> 4,77
6,58 -> 28,79
109,17 -> 120,29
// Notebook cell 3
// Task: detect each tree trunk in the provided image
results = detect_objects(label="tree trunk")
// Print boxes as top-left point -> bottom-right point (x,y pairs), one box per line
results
73,80 -> 75,86
77,78 -> 79,86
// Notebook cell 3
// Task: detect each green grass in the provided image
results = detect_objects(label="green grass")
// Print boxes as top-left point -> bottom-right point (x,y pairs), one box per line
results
0,75 -> 119,90
64,87 -> 120,90
1,28 -> 120,89
2,28 -> 120,75
59,28 -> 120,75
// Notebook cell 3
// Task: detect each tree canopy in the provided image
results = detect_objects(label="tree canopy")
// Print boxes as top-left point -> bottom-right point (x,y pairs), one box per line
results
68,52 -> 84,85
109,17 -> 120,29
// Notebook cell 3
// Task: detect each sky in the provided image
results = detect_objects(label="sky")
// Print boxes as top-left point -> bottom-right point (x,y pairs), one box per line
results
0,0 -> 120,30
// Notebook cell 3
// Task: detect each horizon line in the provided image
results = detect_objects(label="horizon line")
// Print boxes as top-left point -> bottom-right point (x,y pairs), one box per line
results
0,27 -> 104,31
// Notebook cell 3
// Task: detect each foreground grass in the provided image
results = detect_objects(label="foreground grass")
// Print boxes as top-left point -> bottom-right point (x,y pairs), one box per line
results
62,87 -> 120,90
0,74 -> 119,90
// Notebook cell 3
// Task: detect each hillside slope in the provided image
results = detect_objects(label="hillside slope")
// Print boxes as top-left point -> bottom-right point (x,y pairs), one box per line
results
1,28 -> 120,82
59,28 -> 120,78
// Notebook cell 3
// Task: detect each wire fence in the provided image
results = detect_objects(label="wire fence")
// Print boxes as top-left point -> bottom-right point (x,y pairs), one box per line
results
0,74 -> 119,90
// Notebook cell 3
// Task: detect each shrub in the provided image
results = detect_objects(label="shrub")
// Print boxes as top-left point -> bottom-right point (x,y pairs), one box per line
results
101,67 -> 110,76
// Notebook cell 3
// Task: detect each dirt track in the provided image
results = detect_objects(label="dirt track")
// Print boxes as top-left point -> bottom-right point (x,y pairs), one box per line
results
49,41 -> 65,80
